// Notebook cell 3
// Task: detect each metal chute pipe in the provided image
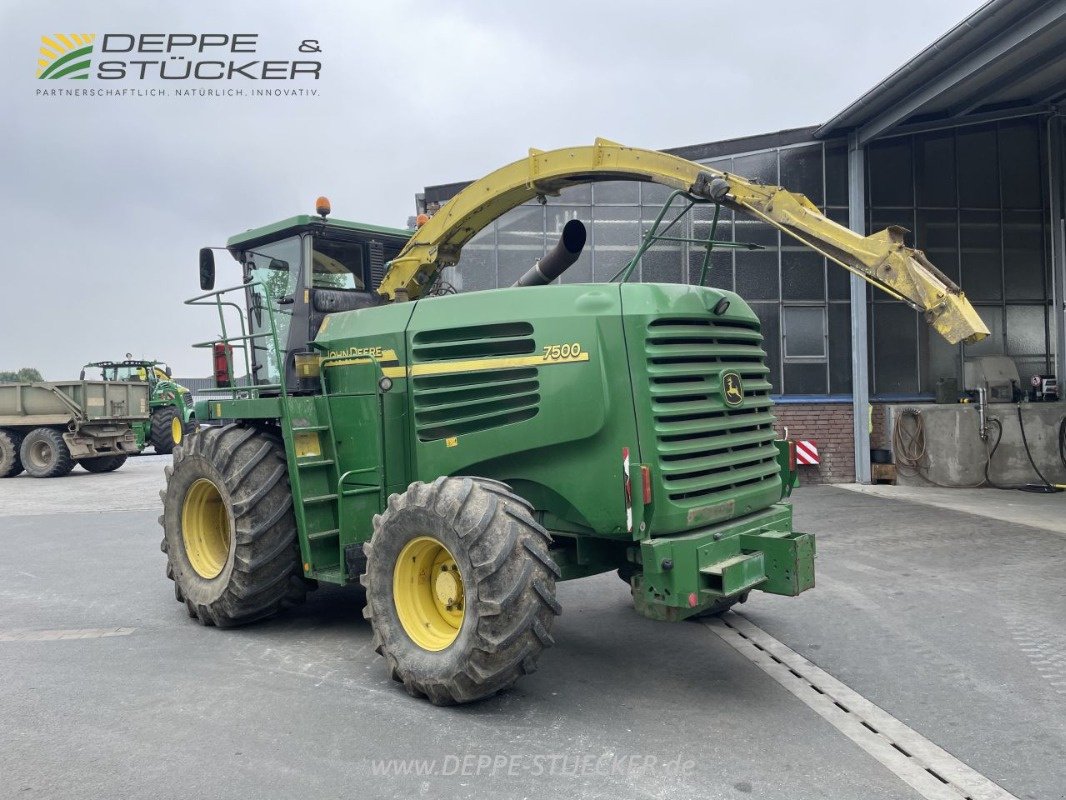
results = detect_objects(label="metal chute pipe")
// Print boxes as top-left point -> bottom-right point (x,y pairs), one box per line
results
513,219 -> 586,287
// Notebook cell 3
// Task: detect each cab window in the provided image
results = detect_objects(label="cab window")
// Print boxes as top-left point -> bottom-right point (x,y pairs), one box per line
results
313,239 -> 366,291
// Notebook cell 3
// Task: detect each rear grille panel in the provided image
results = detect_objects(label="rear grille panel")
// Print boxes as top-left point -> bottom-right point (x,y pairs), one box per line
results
411,321 -> 541,442
645,316 -> 778,504
411,322 -> 534,361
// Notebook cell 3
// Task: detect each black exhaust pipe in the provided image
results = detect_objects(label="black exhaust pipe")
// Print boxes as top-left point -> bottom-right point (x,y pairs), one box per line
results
513,219 -> 587,287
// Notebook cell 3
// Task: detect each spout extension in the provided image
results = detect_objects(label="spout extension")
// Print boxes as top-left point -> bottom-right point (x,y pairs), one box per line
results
513,219 -> 586,287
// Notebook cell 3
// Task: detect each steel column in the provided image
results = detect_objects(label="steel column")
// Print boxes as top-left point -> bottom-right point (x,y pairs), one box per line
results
1049,116 -> 1066,384
848,134 -> 871,484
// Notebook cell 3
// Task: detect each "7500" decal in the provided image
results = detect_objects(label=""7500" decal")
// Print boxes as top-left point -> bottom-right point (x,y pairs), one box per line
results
541,343 -> 585,361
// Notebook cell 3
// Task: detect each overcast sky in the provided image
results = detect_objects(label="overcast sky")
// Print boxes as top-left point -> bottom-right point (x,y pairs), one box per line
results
1,0 -> 985,378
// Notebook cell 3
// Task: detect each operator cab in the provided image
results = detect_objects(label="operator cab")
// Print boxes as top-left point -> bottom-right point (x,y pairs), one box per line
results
81,359 -> 172,384
207,206 -> 411,392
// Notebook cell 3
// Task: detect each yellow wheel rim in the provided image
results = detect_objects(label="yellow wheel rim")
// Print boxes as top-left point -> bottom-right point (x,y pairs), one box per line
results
181,478 -> 231,579
393,536 -> 465,651
172,416 -> 183,446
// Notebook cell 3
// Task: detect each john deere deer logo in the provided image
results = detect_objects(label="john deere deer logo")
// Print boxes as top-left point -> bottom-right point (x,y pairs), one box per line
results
722,371 -> 744,407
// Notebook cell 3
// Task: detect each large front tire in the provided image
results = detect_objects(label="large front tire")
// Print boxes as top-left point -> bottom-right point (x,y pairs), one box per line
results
150,407 -> 180,454
362,477 -> 561,705
160,424 -> 308,626
0,430 -> 23,478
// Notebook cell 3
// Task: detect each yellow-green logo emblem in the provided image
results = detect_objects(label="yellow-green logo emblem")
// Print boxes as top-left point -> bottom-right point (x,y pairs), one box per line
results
722,371 -> 744,407
38,34 -> 95,80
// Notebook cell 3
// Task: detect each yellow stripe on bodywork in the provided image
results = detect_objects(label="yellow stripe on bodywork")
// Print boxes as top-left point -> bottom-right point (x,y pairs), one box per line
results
409,351 -> 589,376
325,350 -> 590,379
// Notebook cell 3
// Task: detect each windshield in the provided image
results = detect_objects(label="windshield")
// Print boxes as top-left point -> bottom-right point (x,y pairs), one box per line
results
84,364 -> 151,382
246,236 -> 302,385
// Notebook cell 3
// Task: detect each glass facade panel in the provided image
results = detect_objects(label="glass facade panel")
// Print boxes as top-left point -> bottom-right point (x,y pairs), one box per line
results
959,209 -> 1002,301
1005,304 -> 1048,357
783,306 -> 827,358
734,250 -> 778,301
956,124 -> 999,208
872,303 -> 919,395
781,250 -> 825,301
784,363 -> 828,395
869,138 -> 913,207
825,141 -> 849,207
915,209 -> 959,283
998,119 -> 1043,209
594,181 -> 640,205
449,225 -> 496,293
750,302 -> 781,394
828,302 -> 853,394
916,130 -> 956,207
733,151 -> 778,184
779,145 -> 823,206
1003,210 -> 1046,300
547,184 -> 590,204
592,205 -> 640,282
640,203 -> 684,284
497,204 -> 545,289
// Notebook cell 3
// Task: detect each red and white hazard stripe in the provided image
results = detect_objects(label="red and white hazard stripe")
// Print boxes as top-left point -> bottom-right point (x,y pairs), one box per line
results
794,440 -> 819,465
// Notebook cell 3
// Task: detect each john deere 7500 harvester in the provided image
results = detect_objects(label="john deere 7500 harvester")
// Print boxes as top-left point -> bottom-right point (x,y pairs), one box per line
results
161,140 -> 988,704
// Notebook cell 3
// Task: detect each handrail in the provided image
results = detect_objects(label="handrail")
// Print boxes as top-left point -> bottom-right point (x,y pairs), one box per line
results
184,278 -> 288,402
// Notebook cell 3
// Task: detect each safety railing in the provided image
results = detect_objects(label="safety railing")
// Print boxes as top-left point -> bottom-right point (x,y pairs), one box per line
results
185,280 -> 288,401
610,190 -> 764,286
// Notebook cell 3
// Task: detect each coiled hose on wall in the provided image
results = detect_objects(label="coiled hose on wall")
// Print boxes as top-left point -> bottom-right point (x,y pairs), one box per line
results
892,408 -> 985,488
892,406 -> 1066,491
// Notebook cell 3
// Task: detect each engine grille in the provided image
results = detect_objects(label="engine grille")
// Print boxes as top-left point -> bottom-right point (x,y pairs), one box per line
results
411,322 -> 540,441
645,316 -> 779,505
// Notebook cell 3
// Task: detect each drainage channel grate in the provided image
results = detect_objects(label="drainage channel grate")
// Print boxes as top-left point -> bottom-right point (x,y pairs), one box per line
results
706,613 -> 1018,800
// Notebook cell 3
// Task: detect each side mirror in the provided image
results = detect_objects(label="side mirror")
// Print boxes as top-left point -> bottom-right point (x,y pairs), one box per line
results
199,248 -> 216,291
164,365 -> 172,377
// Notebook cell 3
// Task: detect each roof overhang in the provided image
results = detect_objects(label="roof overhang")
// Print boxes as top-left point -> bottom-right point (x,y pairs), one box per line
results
816,0 -> 1066,144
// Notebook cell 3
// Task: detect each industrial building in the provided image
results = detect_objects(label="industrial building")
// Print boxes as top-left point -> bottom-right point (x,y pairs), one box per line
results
418,0 -> 1066,484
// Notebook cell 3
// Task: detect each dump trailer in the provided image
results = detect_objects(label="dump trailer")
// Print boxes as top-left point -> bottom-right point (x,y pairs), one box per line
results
0,380 -> 150,477
161,140 -> 988,705
81,360 -> 196,454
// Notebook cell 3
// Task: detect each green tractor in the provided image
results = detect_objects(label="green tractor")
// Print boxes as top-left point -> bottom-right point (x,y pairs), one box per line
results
82,359 -> 196,454
160,142 -> 987,705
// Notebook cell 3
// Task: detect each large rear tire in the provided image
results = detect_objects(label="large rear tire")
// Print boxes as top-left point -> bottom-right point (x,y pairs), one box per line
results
362,477 -> 561,705
20,428 -> 75,478
160,424 -> 308,626
0,430 -> 23,478
150,406 -> 180,455
79,455 -> 128,473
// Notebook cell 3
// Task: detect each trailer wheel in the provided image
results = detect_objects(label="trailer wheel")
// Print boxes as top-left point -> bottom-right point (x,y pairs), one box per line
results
150,407 -> 180,454
20,428 -> 75,478
0,430 -> 23,478
362,477 -> 561,705
159,424 -> 308,627
79,455 -> 128,473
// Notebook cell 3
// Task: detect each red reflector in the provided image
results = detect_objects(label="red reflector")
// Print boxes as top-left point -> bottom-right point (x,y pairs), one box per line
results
788,440 -> 796,471
213,342 -> 233,388
641,465 -> 652,504
688,592 -> 698,608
